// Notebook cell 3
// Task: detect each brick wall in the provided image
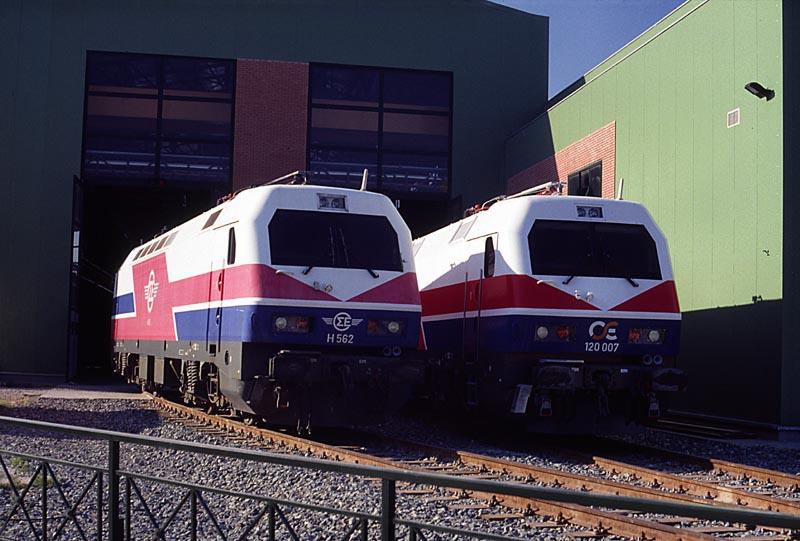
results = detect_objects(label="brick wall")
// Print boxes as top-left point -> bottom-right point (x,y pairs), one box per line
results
506,122 -> 616,198
232,59 -> 309,191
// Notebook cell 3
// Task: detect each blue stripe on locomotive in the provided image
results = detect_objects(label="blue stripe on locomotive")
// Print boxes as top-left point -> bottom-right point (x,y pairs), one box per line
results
424,314 -> 680,357
174,304 -> 421,349
113,293 -> 135,316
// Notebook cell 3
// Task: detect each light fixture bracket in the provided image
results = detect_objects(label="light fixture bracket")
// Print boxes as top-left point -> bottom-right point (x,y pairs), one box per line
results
744,81 -> 775,101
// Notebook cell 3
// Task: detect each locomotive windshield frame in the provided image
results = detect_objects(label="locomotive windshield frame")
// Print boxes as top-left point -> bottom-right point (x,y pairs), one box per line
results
528,219 -> 662,280
268,209 -> 403,272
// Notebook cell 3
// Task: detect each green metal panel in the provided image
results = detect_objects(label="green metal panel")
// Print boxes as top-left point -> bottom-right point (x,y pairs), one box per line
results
0,0 -> 548,380
508,0 -> 783,312
672,19 -> 694,309
732,0 -> 759,306
505,0 -> 786,425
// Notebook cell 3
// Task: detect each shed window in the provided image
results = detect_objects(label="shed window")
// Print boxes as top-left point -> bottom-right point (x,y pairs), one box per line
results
567,162 -> 602,197
82,51 -> 234,187
308,64 -> 451,197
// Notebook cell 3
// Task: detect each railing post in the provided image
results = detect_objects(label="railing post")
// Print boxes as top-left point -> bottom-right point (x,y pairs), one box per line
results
190,489 -> 197,541
268,503 -> 275,541
96,472 -> 103,541
41,461 -> 48,541
124,477 -> 131,541
380,479 -> 396,541
108,440 -> 121,541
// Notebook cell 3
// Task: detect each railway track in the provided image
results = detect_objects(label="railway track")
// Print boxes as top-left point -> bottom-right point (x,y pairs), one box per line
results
147,395 -> 799,541
530,437 -> 800,505
644,417 -> 757,439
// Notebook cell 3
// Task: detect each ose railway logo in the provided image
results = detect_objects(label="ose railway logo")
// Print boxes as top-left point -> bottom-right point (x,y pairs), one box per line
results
144,270 -> 160,313
323,312 -> 363,332
589,320 -> 618,341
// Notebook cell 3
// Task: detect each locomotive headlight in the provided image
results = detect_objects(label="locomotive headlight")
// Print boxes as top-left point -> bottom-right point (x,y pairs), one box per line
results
628,328 -> 665,344
536,326 -> 549,340
273,316 -> 310,333
368,319 -> 405,335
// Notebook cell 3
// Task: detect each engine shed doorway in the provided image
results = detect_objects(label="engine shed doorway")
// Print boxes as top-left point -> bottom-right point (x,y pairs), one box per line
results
68,182 -> 222,378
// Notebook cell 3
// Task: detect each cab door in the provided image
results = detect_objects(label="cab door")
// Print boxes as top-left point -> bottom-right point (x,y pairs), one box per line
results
462,233 -> 498,407
206,225 -> 236,355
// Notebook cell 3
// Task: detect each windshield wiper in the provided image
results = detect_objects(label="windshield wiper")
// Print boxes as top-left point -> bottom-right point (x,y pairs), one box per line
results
302,266 -> 314,275
562,275 -> 575,285
365,268 -> 379,279
624,277 -> 639,287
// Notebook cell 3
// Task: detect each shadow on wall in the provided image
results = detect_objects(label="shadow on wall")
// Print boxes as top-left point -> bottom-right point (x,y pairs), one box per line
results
504,79 -> 586,196
547,77 -> 586,110
673,300 -> 781,425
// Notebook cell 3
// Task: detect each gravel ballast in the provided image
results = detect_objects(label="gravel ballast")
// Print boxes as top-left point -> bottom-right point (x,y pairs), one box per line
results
0,393 -> 583,540
2,389 -> 798,540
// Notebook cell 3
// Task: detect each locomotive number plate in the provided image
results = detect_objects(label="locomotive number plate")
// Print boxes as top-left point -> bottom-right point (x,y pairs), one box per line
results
327,333 -> 354,344
585,342 -> 619,352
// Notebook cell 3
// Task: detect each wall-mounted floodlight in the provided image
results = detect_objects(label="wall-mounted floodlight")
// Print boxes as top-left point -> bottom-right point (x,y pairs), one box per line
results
744,81 -> 775,101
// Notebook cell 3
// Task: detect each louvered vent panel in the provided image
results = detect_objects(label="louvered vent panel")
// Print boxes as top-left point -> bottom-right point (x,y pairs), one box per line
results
727,108 -> 740,128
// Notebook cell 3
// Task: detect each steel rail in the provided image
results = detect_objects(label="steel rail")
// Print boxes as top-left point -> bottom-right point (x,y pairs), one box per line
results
134,399 -> 800,536
547,445 -> 800,514
151,399 -> 721,540
709,460 -> 800,492
152,396 -> 399,467
0,412 -> 792,534
374,438 -> 800,540
375,434 -> 776,513
592,437 -> 800,492
457,450 -> 734,506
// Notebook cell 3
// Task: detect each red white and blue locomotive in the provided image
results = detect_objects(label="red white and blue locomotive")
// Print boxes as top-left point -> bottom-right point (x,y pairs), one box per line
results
112,175 -> 422,429
414,184 -> 686,431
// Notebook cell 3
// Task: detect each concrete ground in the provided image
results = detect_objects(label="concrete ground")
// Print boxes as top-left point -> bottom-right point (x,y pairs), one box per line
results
0,381 -> 145,403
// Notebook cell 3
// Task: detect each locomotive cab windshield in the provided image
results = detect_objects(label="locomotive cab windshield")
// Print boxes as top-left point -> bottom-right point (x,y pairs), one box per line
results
528,219 -> 662,282
268,209 -> 403,274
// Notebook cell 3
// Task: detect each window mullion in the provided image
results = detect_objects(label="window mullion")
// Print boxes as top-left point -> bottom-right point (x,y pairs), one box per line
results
377,70 -> 385,192
155,56 -> 165,182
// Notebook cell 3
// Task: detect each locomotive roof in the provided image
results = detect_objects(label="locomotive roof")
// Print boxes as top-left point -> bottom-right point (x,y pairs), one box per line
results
417,195 -> 661,245
121,184 -> 400,267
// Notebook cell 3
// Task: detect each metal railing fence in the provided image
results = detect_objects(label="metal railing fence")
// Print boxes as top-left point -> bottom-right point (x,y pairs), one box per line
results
1,415 -> 799,540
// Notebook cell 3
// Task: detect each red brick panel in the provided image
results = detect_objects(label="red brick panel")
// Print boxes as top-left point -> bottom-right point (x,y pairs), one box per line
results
507,122 -> 616,198
232,59 -> 309,191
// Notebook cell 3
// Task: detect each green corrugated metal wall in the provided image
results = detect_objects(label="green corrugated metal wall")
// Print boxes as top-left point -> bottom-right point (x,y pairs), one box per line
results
506,0 -> 791,427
